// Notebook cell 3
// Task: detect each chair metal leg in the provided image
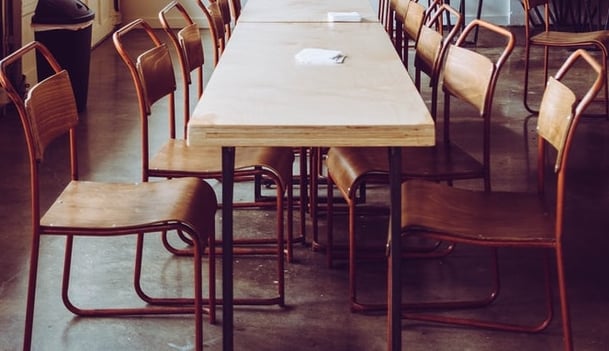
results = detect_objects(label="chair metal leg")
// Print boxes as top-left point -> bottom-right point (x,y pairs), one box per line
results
402,250 -> 555,336
311,147 -> 322,249
299,147 -> 308,246
351,246 -> 500,313
23,232 -> 41,351
134,233 -> 216,323
326,173 -> 335,268
556,245 -> 574,351
473,0 -> 484,44
523,42 -> 540,114
55,232 -> 206,350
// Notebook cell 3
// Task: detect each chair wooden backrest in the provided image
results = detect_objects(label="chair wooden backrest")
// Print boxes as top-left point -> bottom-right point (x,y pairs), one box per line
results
442,21 -> 514,117
415,4 -> 461,80
413,2 -> 462,119
212,0 -> 233,38
0,41 -> 79,220
113,19 -> 177,182
197,0 -> 226,65
536,49 -> 604,211
399,0 -> 426,68
229,0 -> 241,22
159,1 -> 205,136
403,0 -> 427,46
440,19 -> 515,190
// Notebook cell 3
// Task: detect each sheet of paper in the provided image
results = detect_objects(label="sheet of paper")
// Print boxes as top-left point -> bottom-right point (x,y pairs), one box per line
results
294,48 -> 346,65
327,11 -> 362,22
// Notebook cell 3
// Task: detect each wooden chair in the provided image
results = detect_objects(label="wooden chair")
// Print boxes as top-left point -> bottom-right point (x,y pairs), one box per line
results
197,0 -> 226,66
522,0 -> 609,116
211,0 -> 233,40
309,0 -> 432,251
164,1 -> 305,258
386,0 -> 413,64
0,41 -> 217,351
398,48 -> 605,351
325,20 -> 515,312
320,1 -> 460,262
401,0 -> 427,69
114,18 -> 293,307
159,1 -> 301,263
228,0 -> 241,22
443,0 -> 484,44
414,2 -> 463,120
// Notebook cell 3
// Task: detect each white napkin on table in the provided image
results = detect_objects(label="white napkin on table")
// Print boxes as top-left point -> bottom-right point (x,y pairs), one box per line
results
295,48 -> 346,65
327,11 -> 362,22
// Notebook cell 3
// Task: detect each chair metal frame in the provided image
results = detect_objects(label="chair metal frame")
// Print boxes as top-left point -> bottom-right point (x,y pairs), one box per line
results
0,40 -> 217,351
522,0 -> 609,116
324,19 -> 515,313
399,48 -> 605,351
414,2 -> 463,120
162,1 -> 305,259
197,0 -> 226,66
158,1 -> 297,260
115,17 -> 291,307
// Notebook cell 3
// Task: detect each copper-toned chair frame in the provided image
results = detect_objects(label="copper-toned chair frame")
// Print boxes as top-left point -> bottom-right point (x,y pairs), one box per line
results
115,18 -> 289,307
0,41 -> 215,351
158,2 -> 297,264
323,0 -> 462,266
160,1 -> 302,262
308,0 -> 429,255
414,2 -> 463,119
400,48 -> 605,351
522,0 -> 609,116
197,0 -> 226,66
229,0 -> 241,22
324,19 -> 516,313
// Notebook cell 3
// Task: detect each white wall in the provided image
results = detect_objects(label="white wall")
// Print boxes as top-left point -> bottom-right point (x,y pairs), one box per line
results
21,0 -> 37,84
121,0 -> 208,28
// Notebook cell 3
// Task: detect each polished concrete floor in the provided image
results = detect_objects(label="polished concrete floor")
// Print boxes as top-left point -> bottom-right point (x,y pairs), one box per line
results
1,25 -> 609,351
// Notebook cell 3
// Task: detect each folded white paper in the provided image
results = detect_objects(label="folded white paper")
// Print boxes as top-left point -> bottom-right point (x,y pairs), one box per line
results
327,11 -> 362,22
295,48 -> 346,65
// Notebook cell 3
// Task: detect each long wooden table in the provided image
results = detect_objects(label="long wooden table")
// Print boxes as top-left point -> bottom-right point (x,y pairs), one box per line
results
188,19 -> 434,351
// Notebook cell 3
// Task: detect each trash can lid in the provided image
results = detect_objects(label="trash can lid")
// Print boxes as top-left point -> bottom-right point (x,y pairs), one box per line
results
32,0 -> 95,25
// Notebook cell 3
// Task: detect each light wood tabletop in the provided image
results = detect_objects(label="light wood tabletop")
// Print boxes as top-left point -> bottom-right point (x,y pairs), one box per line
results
237,0 -> 378,23
188,22 -> 434,147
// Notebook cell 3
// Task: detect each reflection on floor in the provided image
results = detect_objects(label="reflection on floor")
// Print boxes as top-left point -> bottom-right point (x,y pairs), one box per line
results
1,26 -> 608,351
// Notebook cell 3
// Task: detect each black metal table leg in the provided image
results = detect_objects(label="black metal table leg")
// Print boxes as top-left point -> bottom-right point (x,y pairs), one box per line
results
388,146 -> 402,351
222,146 -> 235,351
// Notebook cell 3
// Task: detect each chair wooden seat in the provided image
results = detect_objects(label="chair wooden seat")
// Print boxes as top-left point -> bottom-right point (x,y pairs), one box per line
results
41,178 -> 215,235
150,141 -> 293,190
401,179 -> 555,245
522,0 -> 609,116
328,142 -> 483,198
530,30 -> 609,47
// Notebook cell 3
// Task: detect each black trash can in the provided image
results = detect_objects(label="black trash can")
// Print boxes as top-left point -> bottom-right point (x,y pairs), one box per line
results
32,0 -> 95,112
